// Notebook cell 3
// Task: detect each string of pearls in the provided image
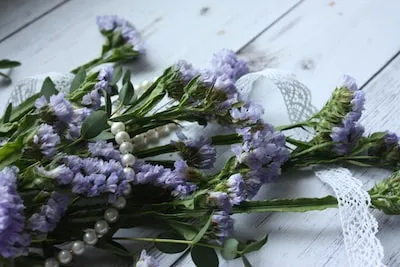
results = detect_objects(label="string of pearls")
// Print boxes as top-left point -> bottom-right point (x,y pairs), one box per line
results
44,80 -> 176,266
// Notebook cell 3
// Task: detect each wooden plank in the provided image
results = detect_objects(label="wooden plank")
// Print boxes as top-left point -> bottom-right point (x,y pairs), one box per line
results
0,0 -> 66,42
0,0 -> 301,110
238,0 -> 400,108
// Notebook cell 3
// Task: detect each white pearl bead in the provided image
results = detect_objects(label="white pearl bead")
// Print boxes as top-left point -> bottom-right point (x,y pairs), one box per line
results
94,220 -> 109,235
123,167 -> 135,178
145,129 -> 158,143
44,258 -> 59,267
157,125 -> 169,137
71,241 -> 85,255
104,208 -> 119,223
119,142 -> 133,154
111,122 -> 125,135
121,154 -> 136,167
132,134 -> 145,145
83,229 -> 98,245
123,183 -> 132,196
114,196 -> 127,209
115,131 -> 130,145
58,250 -> 72,264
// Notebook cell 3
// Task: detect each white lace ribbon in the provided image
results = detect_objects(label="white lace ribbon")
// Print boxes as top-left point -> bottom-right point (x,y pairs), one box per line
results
236,69 -> 386,267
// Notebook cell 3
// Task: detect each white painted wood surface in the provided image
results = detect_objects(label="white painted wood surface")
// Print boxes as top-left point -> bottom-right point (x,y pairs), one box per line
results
1,0 -> 400,266
0,0 -> 66,41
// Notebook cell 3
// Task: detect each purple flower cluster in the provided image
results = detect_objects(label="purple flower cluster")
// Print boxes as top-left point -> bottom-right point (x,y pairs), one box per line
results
28,192 -> 68,233
230,101 -> 264,123
82,88 -> 102,110
210,49 -> 249,82
0,167 -> 30,258
134,160 -> 197,197
208,192 -> 232,212
211,211 -> 234,244
35,93 -> 74,125
66,107 -> 92,140
89,141 -> 121,161
174,132 -> 216,169
37,165 -> 74,185
226,173 -> 246,205
64,156 -> 133,198
174,60 -> 200,83
232,124 -> 289,198
33,124 -> 61,158
330,75 -> 365,155
96,15 -> 144,53
95,66 -> 114,93
136,250 -> 159,267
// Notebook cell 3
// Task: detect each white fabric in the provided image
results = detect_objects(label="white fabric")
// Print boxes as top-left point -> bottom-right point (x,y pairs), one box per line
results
315,168 -> 386,267
236,70 -> 385,267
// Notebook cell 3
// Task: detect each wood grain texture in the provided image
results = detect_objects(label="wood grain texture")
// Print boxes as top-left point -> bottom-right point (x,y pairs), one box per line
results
0,0 -> 66,42
0,0 -> 300,109
238,0 -> 400,108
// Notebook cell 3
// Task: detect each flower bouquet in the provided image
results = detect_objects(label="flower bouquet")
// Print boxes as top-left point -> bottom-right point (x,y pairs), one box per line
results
1,16 -> 400,267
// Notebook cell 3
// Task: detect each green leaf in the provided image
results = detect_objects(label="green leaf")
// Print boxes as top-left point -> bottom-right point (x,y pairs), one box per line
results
0,122 -> 18,137
222,238 -> 239,260
89,130 -> 114,141
119,81 -> 135,105
167,220 -> 198,240
0,59 -> 21,69
111,66 -> 123,85
0,137 -> 23,169
192,214 -> 212,244
81,110 -> 108,139
105,92 -> 112,116
9,93 -> 39,122
155,232 -> 188,254
242,256 -> 252,267
191,246 -> 219,267
122,70 -> 131,84
241,235 -> 268,255
40,77 -> 57,100
3,103 -> 12,123
70,67 -> 86,92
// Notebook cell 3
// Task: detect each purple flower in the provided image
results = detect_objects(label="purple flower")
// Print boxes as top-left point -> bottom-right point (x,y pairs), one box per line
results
33,124 -> 61,158
82,89 -> 101,109
384,132 -> 399,147
136,250 -> 159,267
351,91 -> 365,113
49,93 -> 74,124
89,141 -> 121,161
28,192 -> 68,233
96,15 -> 144,53
37,165 -> 74,185
331,117 -> 365,155
230,101 -> 264,123
211,49 -> 249,82
0,167 -> 30,258
175,133 -> 216,169
95,66 -> 114,93
66,108 -> 92,140
211,211 -> 234,244
208,192 -> 232,212
175,60 -> 200,83
342,75 -> 358,91
226,173 -> 246,205
35,96 -> 48,110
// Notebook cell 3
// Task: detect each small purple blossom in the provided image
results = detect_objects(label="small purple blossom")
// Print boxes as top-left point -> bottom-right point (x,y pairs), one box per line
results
175,60 -> 200,83
175,133 -> 216,169
66,108 -> 92,140
384,132 -> 399,147
37,165 -> 74,185
28,192 -> 68,233
49,93 -> 74,124
0,167 -> 30,258
211,49 -> 249,82
211,211 -> 234,244
342,75 -> 358,91
82,89 -> 101,109
351,91 -> 365,113
89,141 -> 121,161
136,250 -> 159,267
208,192 -> 232,212
226,173 -> 246,205
331,117 -> 365,155
33,124 -> 61,158
230,101 -> 264,123
34,96 -> 48,110
95,66 -> 114,93
96,15 -> 121,31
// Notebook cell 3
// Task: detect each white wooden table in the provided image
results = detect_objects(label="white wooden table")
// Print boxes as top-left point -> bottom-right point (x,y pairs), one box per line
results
1,1 -> 400,266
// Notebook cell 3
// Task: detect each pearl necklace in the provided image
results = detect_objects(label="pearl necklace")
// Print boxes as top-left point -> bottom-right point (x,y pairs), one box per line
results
44,79 -> 176,266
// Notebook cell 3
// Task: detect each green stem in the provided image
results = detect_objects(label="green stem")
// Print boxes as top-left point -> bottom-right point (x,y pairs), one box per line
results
291,142 -> 333,158
71,57 -> 103,74
276,121 -> 310,131
112,237 -> 222,250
